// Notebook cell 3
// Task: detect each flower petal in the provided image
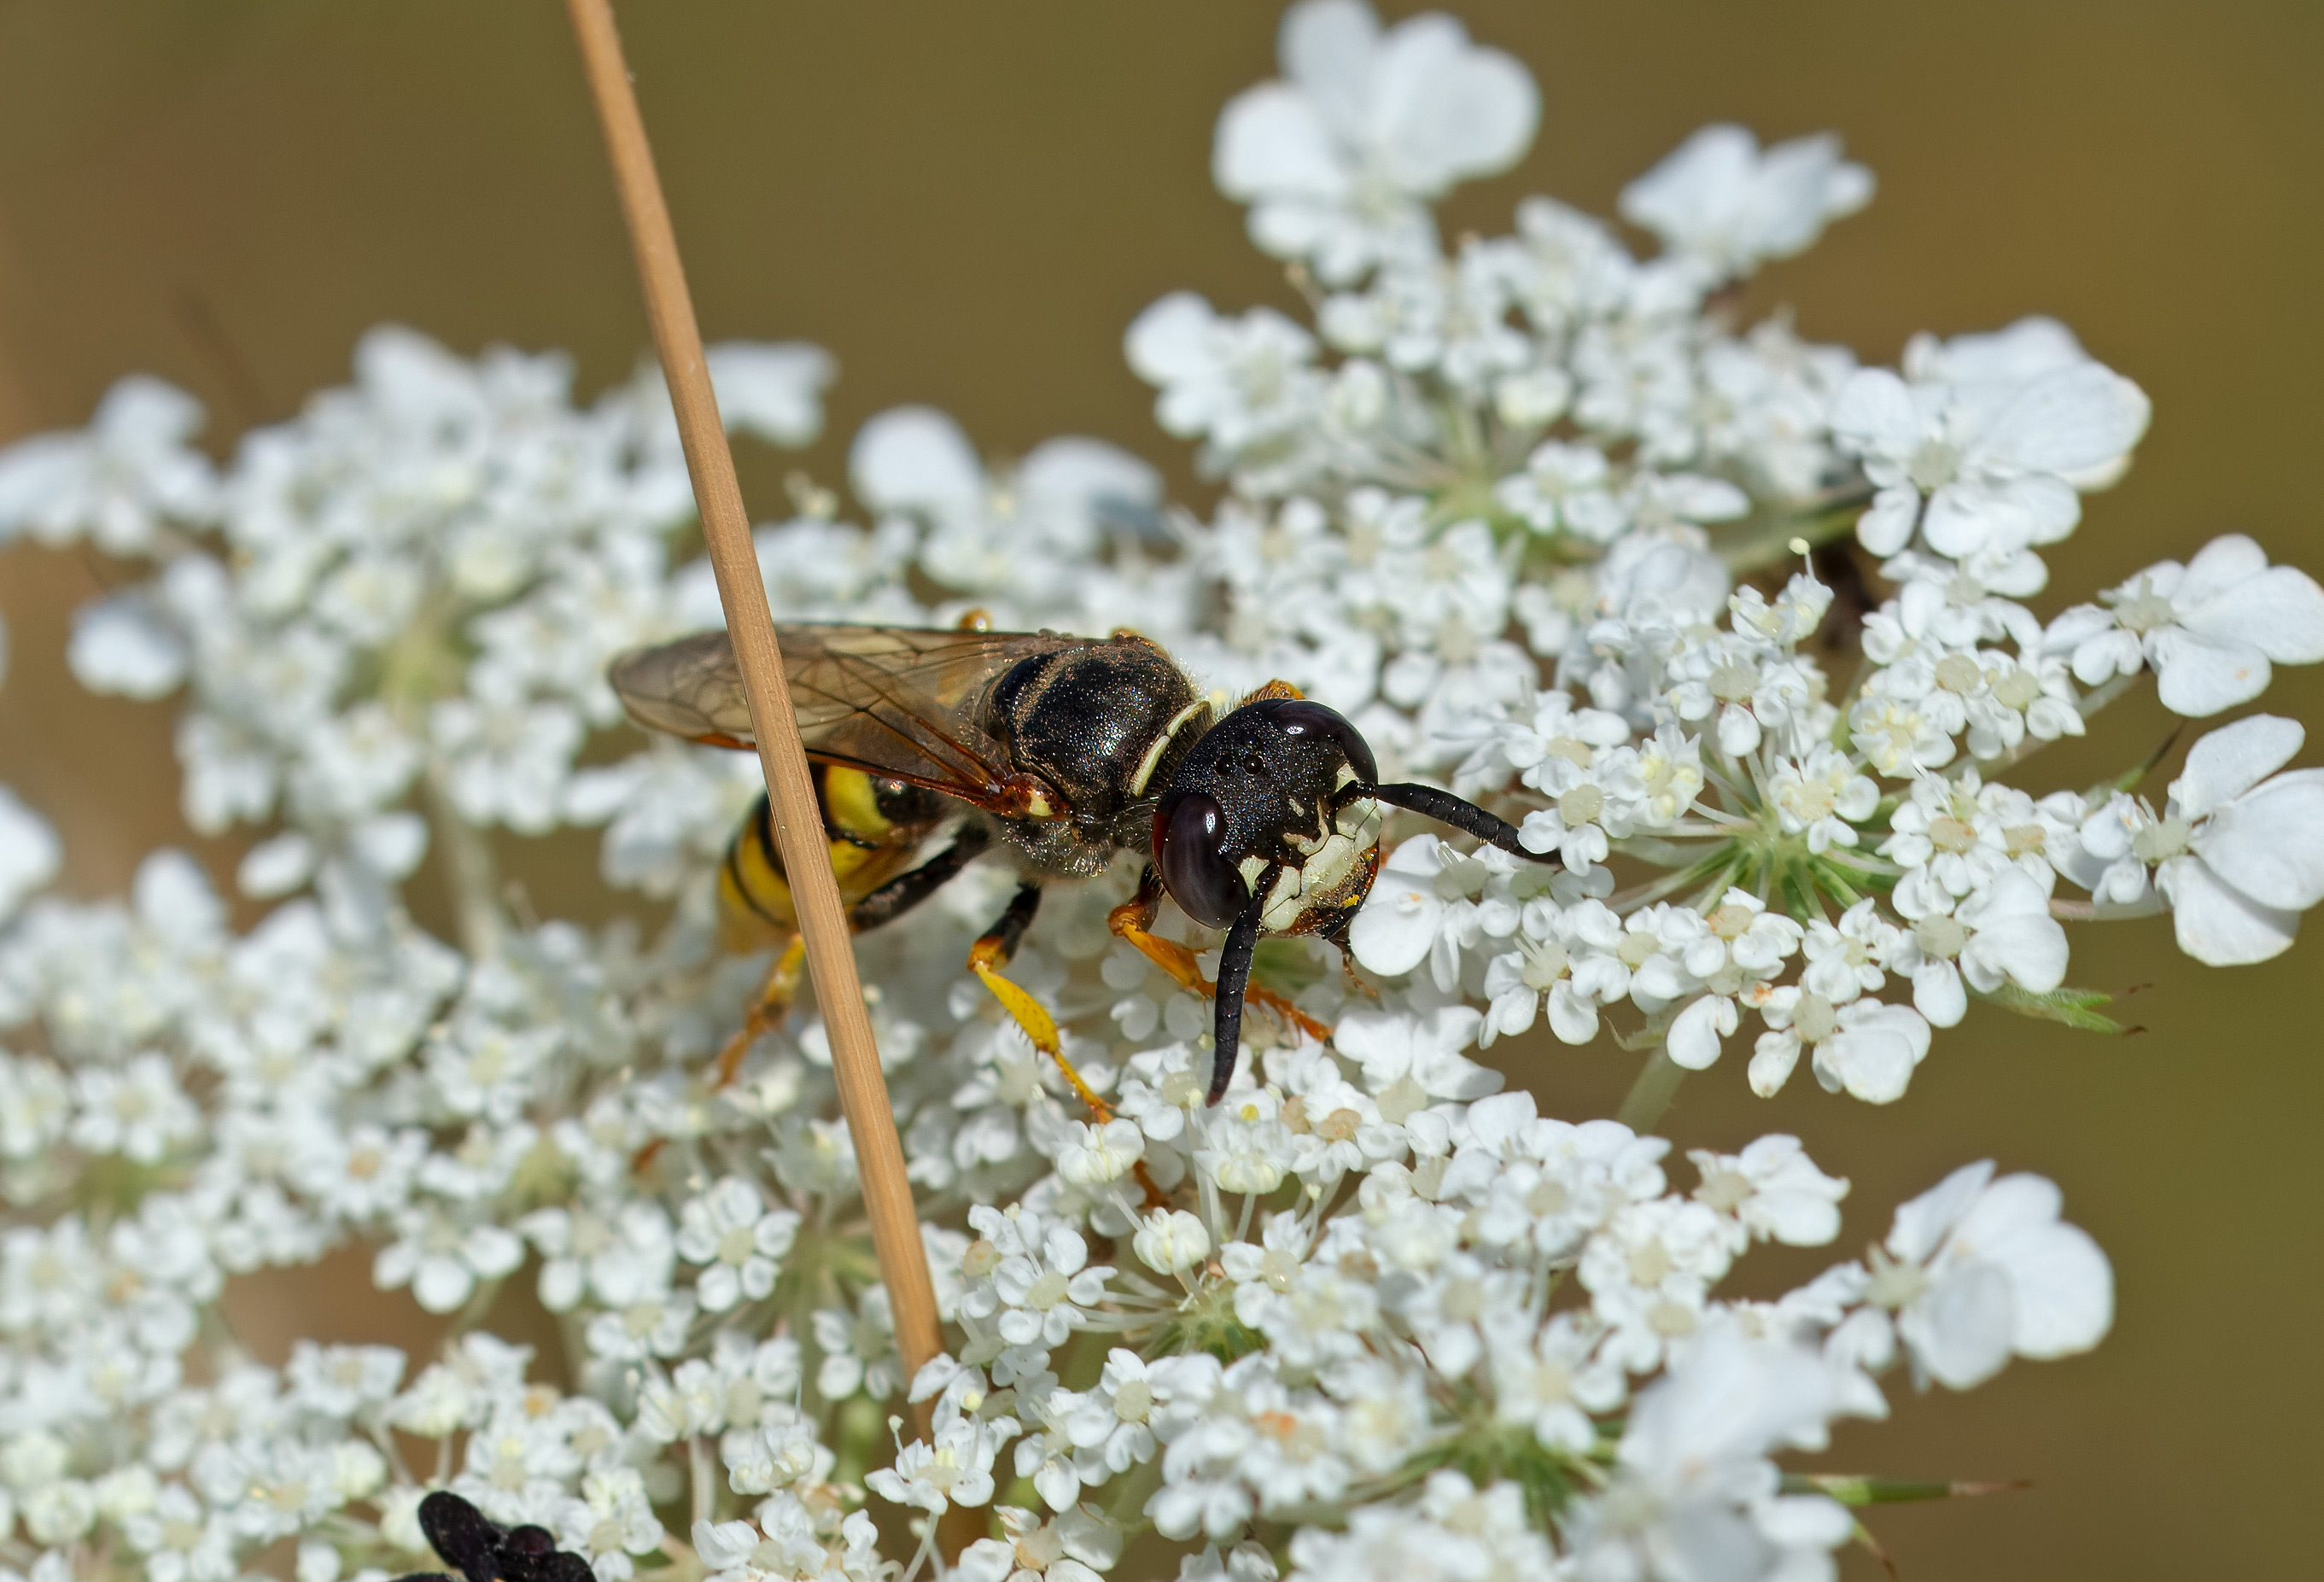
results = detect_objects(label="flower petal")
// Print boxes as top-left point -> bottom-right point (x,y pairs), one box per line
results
2149,627 -> 2269,717
1371,16 -> 1539,192
850,406 -> 984,518
1667,992 -> 1736,1070
1214,84 -> 1347,202
1956,1175 -> 2114,1358
1902,1261 -> 2016,1390
1887,1160 -> 1994,1264
1831,368 -> 1921,463
2192,767 -> 2324,909
2182,564 -> 2324,664
2158,855 -> 2300,966
2171,713 -> 2303,814
2172,532 -> 2269,604
1977,362 -> 2151,479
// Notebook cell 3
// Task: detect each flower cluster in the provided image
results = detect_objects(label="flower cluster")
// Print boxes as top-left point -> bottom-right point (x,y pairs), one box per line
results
0,1 -> 2297,1579
896,1064 -> 2105,1582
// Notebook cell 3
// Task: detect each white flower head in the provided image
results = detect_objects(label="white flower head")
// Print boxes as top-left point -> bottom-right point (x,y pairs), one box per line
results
1134,1208 -> 1212,1277
1478,896 -> 1627,1048
704,342 -> 835,448
674,1177 -> 801,1314
1883,867 -> 2069,1028
2147,714 -> 2324,965
1864,1161 -> 2113,1390
0,375 -> 218,554
1690,1135 -> 1849,1248
867,1406 -> 1005,1515
1620,124 -> 1873,279
1834,320 -> 2150,565
1568,1320 -> 1852,1582
2048,534 -> 2324,718
1215,0 -> 1539,283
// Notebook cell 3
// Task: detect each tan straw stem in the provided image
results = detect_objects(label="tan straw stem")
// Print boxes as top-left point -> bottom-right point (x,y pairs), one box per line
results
562,0 -> 943,1421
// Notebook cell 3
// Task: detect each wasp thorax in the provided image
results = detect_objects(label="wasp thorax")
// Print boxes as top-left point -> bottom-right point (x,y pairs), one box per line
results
984,634 -> 1202,827
1153,698 -> 1381,931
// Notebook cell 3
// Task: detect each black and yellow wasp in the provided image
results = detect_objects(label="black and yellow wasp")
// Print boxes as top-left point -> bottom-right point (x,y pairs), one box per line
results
609,622 -> 1552,1108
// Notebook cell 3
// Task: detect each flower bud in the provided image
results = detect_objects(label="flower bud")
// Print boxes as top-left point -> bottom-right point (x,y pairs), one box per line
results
1056,1118 -> 1145,1186
1131,1207 -> 1210,1276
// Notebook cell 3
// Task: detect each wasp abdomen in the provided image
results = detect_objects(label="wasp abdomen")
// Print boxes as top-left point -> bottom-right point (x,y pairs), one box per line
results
717,766 -> 944,952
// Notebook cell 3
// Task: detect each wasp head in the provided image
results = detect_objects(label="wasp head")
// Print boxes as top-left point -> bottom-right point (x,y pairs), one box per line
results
1153,698 -> 1385,936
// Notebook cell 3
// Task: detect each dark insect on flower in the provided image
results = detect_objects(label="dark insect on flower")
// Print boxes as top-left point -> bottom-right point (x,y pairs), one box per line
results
612,622 -> 1555,1111
393,1491 -> 597,1582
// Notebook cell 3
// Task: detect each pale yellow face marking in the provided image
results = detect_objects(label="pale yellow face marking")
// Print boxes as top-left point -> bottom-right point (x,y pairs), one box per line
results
1260,799 -> 1382,933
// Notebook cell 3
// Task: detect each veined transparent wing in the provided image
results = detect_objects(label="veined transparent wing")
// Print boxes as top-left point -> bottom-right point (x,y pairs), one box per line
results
608,624 -> 1095,809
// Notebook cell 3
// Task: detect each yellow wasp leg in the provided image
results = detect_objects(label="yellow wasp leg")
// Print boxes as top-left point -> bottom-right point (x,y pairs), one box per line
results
972,913 -> 1176,1209
967,883 -> 1168,1209
714,934 -> 809,1089
1108,875 -> 1333,1045
968,937 -> 1113,1118
968,881 -> 1130,1124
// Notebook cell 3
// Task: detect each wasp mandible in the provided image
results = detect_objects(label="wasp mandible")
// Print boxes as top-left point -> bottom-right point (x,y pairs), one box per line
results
610,623 -> 1556,1109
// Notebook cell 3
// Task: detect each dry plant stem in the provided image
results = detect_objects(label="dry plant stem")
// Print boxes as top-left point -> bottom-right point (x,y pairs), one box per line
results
562,0 -> 943,1426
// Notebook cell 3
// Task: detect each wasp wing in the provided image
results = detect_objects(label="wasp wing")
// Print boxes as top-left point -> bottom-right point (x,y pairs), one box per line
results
609,624 -> 1096,809
606,631 -> 756,748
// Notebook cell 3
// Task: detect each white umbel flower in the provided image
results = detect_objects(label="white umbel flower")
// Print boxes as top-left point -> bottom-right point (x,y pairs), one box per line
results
1620,124 -> 1872,279
1884,867 -> 2070,1027
0,375 -> 217,554
1133,1208 -> 1212,1276
674,1177 -> 801,1313
1214,0 -> 1539,283
703,342 -> 835,448
2047,534 -> 2324,717
2147,714 -> 2324,965
69,593 -> 190,699
1689,1135 -> 1848,1248
1859,1161 -> 2112,1391
1832,322 -> 2150,563
1566,1320 -> 1851,1582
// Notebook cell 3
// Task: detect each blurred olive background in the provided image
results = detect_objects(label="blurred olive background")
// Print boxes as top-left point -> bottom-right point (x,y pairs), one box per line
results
0,3 -> 2316,1577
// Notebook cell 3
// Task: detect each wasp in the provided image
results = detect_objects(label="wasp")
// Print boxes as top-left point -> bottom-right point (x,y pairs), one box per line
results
610,623 -> 1553,1108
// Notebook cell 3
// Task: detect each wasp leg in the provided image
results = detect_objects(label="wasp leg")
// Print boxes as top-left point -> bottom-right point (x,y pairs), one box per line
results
849,822 -> 990,930
967,883 -> 1115,1118
976,883 -> 1170,1207
713,934 -> 809,1088
711,825 -> 992,1090
1107,867 -> 1332,1043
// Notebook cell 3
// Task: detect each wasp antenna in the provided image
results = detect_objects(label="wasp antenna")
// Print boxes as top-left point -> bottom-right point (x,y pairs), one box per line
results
1359,782 -> 1557,865
1209,872 -> 1274,1105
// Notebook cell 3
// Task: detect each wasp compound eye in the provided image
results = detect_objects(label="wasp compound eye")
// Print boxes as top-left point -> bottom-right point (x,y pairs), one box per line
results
1154,790 -> 1247,930
1261,698 -> 1378,785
